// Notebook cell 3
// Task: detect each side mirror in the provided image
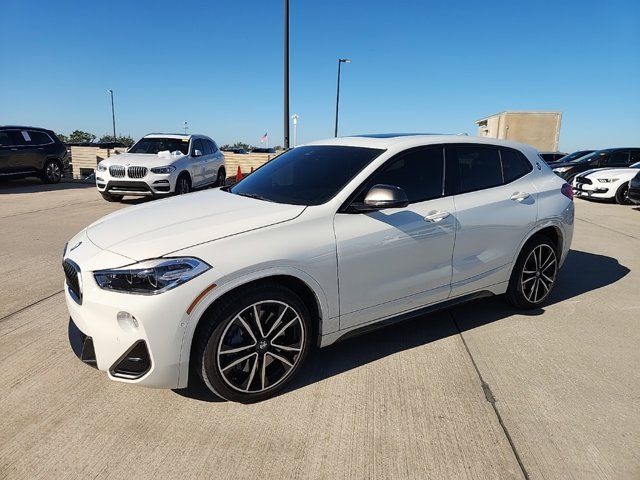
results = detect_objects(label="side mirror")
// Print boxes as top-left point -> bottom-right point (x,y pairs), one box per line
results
363,184 -> 409,210
193,149 -> 203,157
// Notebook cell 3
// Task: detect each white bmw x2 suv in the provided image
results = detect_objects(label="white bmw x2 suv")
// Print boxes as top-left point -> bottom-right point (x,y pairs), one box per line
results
96,133 -> 226,202
64,134 -> 574,402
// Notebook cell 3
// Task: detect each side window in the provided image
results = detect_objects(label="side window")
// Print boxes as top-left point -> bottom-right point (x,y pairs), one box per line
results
605,151 -> 629,166
202,140 -> 214,155
629,150 -> 640,164
211,141 -> 219,153
0,130 -> 26,146
448,145 -> 502,194
28,130 -> 53,145
192,139 -> 204,156
500,148 -> 533,183
356,147 -> 444,204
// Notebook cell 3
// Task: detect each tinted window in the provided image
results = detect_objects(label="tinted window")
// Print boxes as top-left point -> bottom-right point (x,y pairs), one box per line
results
230,146 -> 383,206
448,146 -> 502,193
356,147 -> 444,203
202,140 -> 214,155
211,141 -> 219,153
0,130 -> 26,146
630,151 -> 640,164
192,139 -> 205,155
28,130 -> 53,145
611,151 -> 629,166
501,148 -> 532,183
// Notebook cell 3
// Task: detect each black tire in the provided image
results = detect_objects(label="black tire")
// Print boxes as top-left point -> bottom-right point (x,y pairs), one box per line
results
194,283 -> 312,403
215,167 -> 226,187
101,192 -> 123,202
505,233 -> 559,309
615,182 -> 632,205
41,159 -> 63,184
175,173 -> 191,195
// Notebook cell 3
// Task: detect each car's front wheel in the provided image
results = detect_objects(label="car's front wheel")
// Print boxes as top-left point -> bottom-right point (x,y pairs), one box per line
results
175,173 -> 191,195
195,283 -> 311,403
41,159 -> 63,184
615,182 -> 632,205
506,234 -> 559,309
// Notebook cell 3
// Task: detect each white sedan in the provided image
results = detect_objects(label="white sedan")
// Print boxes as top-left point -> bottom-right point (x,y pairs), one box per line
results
572,162 -> 640,204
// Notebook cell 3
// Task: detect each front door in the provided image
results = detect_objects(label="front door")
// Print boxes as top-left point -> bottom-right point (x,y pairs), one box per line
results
334,146 -> 456,330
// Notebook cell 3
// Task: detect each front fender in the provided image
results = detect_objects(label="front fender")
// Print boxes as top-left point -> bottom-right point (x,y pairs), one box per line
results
176,265 -> 332,388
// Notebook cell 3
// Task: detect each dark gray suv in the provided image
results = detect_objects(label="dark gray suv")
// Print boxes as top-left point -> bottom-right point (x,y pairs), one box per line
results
0,126 -> 69,184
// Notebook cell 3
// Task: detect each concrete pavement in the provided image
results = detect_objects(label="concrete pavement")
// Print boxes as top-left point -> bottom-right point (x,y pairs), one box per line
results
0,180 -> 638,479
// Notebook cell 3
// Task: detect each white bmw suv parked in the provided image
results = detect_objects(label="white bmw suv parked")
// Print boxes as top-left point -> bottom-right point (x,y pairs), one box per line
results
96,133 -> 225,201
63,134 -> 574,402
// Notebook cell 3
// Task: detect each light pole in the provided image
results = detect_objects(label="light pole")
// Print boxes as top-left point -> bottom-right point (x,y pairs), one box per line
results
283,0 -> 290,149
291,114 -> 299,147
183,121 -> 189,134
107,89 -> 116,141
334,58 -> 351,137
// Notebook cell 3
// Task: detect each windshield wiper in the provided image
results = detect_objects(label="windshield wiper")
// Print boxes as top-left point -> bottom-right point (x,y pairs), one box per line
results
235,192 -> 273,202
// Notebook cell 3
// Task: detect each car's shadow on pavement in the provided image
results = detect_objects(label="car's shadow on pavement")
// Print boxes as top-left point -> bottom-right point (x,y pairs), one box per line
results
0,178 -> 95,194
174,249 -> 629,403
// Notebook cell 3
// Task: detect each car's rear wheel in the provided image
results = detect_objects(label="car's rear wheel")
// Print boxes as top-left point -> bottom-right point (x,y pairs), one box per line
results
506,234 -> 559,309
41,159 -> 62,184
195,283 -> 311,403
215,167 -> 226,187
101,192 -> 123,202
175,173 -> 191,195
615,182 -> 632,205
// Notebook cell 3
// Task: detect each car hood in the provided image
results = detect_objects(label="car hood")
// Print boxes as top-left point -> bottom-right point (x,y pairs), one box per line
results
580,167 -> 639,179
99,152 -> 187,168
86,189 -> 306,261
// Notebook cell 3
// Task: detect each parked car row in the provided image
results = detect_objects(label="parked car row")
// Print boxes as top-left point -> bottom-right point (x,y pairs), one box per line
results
540,147 -> 640,205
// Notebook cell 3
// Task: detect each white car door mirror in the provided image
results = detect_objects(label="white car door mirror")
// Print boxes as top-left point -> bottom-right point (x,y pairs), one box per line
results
193,149 -> 203,157
363,184 -> 409,210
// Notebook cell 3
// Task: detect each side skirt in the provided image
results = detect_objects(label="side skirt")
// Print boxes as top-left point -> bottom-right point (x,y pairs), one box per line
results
322,290 -> 494,347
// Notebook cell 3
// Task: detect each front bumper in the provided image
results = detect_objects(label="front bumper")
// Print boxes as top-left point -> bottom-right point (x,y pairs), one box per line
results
96,171 -> 177,196
573,183 -> 610,198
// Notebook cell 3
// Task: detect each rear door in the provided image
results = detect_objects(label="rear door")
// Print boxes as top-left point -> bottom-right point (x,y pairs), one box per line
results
448,144 -> 538,297
190,139 -> 207,186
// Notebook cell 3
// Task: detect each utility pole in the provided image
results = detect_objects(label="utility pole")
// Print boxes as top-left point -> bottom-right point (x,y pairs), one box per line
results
107,89 -> 116,141
291,114 -> 299,147
283,0 -> 290,149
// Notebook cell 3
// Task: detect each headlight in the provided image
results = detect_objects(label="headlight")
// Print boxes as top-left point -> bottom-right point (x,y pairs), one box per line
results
597,178 -> 618,183
97,163 -> 107,172
150,166 -> 176,174
94,257 -> 210,294
553,167 -> 570,173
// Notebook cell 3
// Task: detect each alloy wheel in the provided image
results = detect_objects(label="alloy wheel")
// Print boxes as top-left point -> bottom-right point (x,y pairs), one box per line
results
176,177 -> 190,194
521,244 -> 557,304
46,162 -> 62,182
216,300 -> 305,393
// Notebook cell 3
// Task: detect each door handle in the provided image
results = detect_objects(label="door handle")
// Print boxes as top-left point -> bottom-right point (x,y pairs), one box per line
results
423,211 -> 450,222
510,192 -> 530,202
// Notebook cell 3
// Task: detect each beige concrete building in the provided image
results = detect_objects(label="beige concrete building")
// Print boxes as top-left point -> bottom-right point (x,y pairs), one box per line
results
475,111 -> 562,151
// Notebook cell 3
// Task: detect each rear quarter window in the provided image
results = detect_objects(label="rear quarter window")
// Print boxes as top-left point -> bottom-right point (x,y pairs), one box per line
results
501,148 -> 533,183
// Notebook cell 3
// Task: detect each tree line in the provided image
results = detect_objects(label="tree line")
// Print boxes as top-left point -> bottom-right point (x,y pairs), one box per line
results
57,130 -> 134,147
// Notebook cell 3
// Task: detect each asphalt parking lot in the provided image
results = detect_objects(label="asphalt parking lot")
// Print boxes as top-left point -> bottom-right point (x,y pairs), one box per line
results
1,180 -> 639,479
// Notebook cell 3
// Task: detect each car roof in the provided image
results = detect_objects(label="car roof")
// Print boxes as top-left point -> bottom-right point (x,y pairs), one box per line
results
143,133 -> 212,140
304,134 -> 539,153
0,125 -> 53,132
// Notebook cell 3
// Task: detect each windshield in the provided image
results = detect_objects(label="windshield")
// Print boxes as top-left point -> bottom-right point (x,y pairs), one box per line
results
129,137 -> 190,155
569,151 -> 606,164
559,150 -> 593,163
229,145 -> 384,206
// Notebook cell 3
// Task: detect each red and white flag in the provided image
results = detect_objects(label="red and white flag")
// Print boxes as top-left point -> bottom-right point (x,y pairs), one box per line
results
260,132 -> 268,144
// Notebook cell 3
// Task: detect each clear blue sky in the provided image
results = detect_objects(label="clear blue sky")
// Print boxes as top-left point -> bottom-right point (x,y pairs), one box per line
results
1,0 -> 638,150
